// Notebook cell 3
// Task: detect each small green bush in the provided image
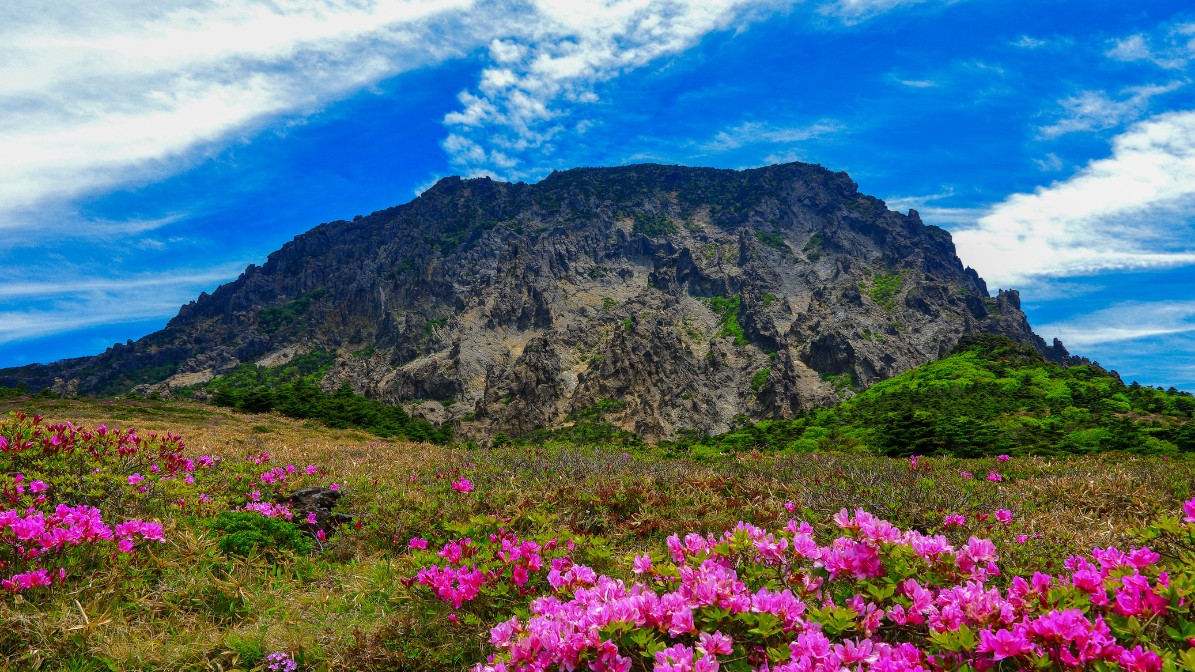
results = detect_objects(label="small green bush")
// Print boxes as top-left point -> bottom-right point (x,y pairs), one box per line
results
209,511 -> 313,558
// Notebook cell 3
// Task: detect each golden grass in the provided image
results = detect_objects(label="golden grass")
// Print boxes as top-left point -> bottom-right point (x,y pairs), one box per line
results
2,396 -> 1193,670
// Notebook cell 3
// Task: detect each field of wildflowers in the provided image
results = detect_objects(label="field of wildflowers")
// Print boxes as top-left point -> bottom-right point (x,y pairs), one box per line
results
2,395 -> 1194,671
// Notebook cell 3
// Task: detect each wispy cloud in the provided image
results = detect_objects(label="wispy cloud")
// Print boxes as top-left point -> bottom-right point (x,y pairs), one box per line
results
440,1 -> 787,179
698,120 -> 844,153
1038,81 -> 1186,139
882,188 -> 988,227
1035,300 -> 1195,349
1011,35 -> 1047,49
820,0 -> 961,25
895,78 -> 939,88
953,109 -> 1195,287
0,0 -> 478,231
0,263 -> 247,345
2,0 -> 978,227
1033,152 -> 1064,172
1106,24 -> 1195,70
0,266 -> 243,300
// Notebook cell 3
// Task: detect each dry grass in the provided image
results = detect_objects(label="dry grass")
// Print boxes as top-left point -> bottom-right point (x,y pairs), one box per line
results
2,396 -> 1193,670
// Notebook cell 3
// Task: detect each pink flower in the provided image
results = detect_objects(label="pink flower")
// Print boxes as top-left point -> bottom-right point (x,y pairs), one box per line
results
977,628 -> 1033,660
305,464 -> 319,475
29,480 -> 48,493
1119,646 -> 1163,672
1183,497 -> 1195,523
632,553 -> 652,574
127,473 -> 144,485
987,470 -> 1003,482
960,470 -> 973,479
943,513 -> 966,527
698,631 -> 733,656
994,509 -> 1012,524
784,501 -> 796,513
316,530 -> 327,541
329,483 -> 340,492
307,512 -> 318,525
409,537 -> 429,550
996,454 -> 1011,462
451,477 -> 474,493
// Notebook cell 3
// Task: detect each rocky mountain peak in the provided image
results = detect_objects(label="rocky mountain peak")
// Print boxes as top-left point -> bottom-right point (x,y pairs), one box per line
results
1,162 -> 1077,441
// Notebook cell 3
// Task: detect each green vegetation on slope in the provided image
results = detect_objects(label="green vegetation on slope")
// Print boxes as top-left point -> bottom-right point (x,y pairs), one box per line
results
257,289 -> 327,334
193,351 -> 452,444
706,295 -> 746,346
665,335 -> 1195,458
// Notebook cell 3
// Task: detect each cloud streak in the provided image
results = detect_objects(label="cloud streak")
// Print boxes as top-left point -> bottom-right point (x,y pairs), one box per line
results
1038,82 -> 1186,139
0,0 -> 476,230
953,109 -> 1195,287
0,263 -> 248,345
1035,300 -> 1195,349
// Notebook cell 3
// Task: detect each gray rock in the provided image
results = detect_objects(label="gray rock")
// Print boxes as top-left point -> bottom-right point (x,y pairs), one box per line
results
0,162 -> 1094,441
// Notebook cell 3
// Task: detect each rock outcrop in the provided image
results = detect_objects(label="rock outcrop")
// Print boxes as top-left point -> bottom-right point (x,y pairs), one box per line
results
0,163 -> 1083,441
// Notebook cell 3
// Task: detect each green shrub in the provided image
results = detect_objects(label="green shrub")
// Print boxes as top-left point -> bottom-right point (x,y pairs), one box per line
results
209,511 -> 313,558
631,211 -> 677,237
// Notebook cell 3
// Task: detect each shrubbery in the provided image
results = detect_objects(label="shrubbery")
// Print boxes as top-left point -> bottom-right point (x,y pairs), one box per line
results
669,336 -> 1195,458
209,511 -> 314,558
413,495 -> 1195,672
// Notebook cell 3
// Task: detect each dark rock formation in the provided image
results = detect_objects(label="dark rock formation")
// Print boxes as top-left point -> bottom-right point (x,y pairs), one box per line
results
280,486 -> 352,537
0,162 -> 1084,441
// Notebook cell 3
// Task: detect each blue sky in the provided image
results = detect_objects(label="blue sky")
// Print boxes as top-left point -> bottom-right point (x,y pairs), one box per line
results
2,0 -> 1194,390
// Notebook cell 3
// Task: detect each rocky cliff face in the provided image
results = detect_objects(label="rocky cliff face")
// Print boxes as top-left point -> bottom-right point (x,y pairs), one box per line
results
0,163 -> 1081,441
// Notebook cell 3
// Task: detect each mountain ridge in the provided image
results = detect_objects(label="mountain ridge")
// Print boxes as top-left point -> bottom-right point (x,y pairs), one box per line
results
0,162 -> 1088,441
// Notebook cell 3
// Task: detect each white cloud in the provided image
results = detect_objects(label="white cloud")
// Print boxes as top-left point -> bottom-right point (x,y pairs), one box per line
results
0,266 -> 243,300
440,0 -> 791,179
1033,152 -> 1064,172
1,0 -> 958,227
1106,27 -> 1195,70
821,0 -> 958,25
698,120 -> 844,152
0,0 -> 478,231
1035,300 -> 1195,349
1011,35 -> 1046,49
896,78 -> 939,88
881,188 -> 989,227
1038,81 -> 1185,139
0,263 -> 247,345
953,109 -> 1195,287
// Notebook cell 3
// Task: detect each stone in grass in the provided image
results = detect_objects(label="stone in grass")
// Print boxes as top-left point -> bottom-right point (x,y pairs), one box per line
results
279,486 -> 353,538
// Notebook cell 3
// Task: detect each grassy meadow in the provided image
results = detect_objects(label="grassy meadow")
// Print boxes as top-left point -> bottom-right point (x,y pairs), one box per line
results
2,395 -> 1195,671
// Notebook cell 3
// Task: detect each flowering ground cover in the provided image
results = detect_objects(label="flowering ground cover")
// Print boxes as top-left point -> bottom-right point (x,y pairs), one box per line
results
1,395 -> 1193,671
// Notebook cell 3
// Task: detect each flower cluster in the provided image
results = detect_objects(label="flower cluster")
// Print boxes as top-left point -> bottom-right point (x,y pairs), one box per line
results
1,474 -> 165,591
241,501 -> 295,520
265,650 -> 298,671
463,500 -> 1195,672
412,529 -> 571,610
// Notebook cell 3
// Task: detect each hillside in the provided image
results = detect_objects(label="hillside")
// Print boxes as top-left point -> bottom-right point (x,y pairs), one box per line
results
0,162 -> 1080,441
674,334 -> 1195,457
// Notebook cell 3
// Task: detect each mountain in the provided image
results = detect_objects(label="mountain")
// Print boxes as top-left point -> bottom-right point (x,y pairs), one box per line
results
0,162 -> 1084,441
